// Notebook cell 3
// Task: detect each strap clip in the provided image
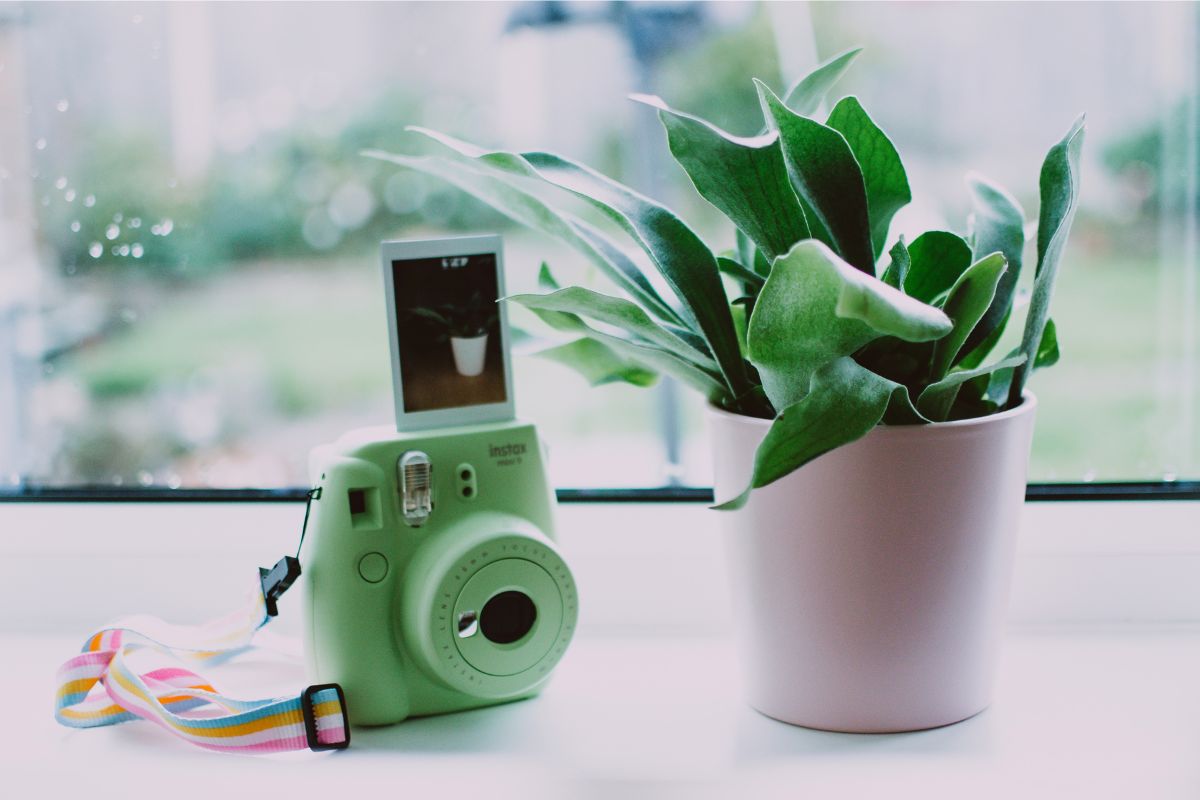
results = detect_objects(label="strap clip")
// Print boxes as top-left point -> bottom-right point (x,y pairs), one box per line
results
301,683 -> 350,751
259,556 -> 301,617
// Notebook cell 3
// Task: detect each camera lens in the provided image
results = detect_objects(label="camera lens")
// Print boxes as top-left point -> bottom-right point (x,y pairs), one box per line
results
480,591 -> 537,644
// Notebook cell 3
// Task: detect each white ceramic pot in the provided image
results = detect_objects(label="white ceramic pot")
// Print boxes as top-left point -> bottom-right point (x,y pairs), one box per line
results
709,395 -> 1038,733
450,333 -> 488,377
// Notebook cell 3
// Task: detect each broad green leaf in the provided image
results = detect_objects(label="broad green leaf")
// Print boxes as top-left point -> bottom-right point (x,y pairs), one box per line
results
781,47 -> 863,117
1035,317 -> 1059,368
917,353 -> 1027,422
714,357 -> 905,511
1010,115 -> 1085,405
747,240 -> 951,409
402,128 -> 754,404
363,150 -> 682,326
756,81 -> 876,274
523,303 -> 726,400
960,173 -> 1026,357
717,256 -> 765,290
957,307 -> 1009,370
508,287 -> 717,371
902,230 -> 973,304
881,235 -> 910,289
535,337 -> 658,388
826,96 -> 911,258
929,252 -> 1008,380
634,94 -> 809,260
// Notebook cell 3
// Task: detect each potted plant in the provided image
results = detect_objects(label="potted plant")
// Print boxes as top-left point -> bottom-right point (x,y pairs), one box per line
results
367,48 -> 1084,732
409,290 -> 498,376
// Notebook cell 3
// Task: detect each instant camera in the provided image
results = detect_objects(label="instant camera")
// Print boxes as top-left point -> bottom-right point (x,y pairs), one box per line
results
302,235 -> 577,726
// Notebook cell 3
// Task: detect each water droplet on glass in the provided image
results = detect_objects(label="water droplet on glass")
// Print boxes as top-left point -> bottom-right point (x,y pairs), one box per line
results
70,220 -> 81,232
1163,471 -> 1178,483
34,138 -> 46,150
40,196 -> 50,206
43,362 -> 55,375
64,189 -> 76,202
1081,470 -> 1096,483
120,307 -> 138,323
112,212 -> 123,223
132,14 -> 144,24
128,217 -> 141,228
131,243 -> 144,258
111,475 -> 124,487
137,471 -> 153,486
167,475 -> 182,490
56,99 -> 69,113
65,264 -> 76,275
167,178 -> 178,189
117,244 -> 130,256
83,194 -> 95,207
88,242 -> 102,258
105,223 -> 120,240
54,176 -> 67,190
157,218 -> 173,236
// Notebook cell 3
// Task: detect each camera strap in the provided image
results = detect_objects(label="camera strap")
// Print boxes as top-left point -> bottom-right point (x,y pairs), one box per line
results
52,489 -> 350,754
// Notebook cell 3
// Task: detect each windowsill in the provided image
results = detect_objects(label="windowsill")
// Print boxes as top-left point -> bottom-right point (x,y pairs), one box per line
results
4,501 -> 1200,793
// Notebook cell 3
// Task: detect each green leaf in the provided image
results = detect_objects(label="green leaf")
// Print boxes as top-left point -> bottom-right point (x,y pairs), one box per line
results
735,229 -> 771,278
508,287 -> 717,371
957,307 -> 1009,370
1035,317 -> 1060,368
929,252 -> 1008,380
901,230 -> 973,304
716,256 -> 765,291
523,303 -> 727,400
714,357 -> 905,511
634,94 -> 809,260
535,337 -> 659,388
537,261 -> 560,292
1010,115 -> 1084,405
756,81 -> 876,274
401,128 -> 754,405
747,240 -> 951,409
917,353 -> 1027,422
881,235 -> 910,289
362,150 -> 682,325
826,96 -> 911,259
781,47 -> 863,117
960,173 -> 1026,357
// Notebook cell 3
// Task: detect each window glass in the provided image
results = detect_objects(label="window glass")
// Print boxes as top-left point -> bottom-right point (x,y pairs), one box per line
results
0,2 -> 1196,490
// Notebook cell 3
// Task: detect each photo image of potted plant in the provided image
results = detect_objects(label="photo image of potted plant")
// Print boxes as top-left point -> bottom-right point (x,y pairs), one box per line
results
409,290 -> 500,377
367,47 -> 1084,733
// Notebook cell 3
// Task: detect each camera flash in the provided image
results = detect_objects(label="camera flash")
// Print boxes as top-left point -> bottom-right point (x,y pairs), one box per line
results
398,450 -> 433,527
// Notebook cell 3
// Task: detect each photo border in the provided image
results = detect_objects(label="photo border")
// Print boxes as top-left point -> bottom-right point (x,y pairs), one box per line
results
381,234 -> 516,431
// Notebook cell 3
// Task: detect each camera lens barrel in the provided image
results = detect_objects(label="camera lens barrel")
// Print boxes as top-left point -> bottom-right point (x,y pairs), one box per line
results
402,518 -> 577,700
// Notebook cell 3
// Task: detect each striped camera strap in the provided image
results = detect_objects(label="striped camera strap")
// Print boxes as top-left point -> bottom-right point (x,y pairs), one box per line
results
53,582 -> 349,754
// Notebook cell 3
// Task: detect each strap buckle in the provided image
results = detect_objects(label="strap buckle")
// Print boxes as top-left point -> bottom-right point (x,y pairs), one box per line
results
301,683 -> 350,751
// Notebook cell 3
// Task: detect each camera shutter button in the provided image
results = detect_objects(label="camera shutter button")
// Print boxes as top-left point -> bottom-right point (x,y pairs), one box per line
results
357,552 -> 388,583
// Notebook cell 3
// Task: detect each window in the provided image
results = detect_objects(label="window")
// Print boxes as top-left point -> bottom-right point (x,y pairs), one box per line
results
0,2 -> 1196,494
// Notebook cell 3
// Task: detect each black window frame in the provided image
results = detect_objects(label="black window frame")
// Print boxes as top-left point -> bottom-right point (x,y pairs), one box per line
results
1,482 -> 1197,504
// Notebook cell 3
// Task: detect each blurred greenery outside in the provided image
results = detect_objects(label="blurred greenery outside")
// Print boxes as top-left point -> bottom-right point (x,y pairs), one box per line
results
28,7 -> 1200,488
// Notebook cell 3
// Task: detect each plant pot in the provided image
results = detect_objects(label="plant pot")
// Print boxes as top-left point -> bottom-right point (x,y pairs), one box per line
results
708,394 -> 1038,733
450,334 -> 488,377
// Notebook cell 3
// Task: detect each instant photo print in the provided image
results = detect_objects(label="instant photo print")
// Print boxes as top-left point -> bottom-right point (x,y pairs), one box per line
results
382,235 -> 515,431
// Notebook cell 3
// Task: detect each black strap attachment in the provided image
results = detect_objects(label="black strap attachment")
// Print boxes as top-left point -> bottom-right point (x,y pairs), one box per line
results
258,486 -> 321,617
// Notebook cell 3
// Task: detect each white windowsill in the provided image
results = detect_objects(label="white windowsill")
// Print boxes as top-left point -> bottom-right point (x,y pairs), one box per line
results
3,500 -> 1199,795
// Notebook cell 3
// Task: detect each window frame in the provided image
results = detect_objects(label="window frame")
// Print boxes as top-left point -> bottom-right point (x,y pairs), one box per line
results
0,482 -> 1197,504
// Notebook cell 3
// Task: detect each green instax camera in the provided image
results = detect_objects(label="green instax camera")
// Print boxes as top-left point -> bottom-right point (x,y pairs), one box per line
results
302,235 -> 578,726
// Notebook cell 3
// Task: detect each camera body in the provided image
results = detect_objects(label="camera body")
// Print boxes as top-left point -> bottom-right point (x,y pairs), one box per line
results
302,419 -> 576,726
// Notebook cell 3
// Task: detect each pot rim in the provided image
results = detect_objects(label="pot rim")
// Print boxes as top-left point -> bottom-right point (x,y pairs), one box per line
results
708,390 -> 1037,432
